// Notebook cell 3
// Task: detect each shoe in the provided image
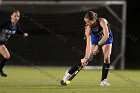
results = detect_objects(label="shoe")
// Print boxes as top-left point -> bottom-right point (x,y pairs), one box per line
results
99,79 -> 111,86
0,70 -> 7,77
60,80 -> 67,86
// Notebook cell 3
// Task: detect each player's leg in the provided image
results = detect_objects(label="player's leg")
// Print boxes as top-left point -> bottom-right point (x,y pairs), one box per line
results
100,44 -> 112,86
0,45 -> 10,77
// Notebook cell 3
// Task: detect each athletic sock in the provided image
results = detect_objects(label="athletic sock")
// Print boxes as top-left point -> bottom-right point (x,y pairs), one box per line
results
101,63 -> 110,81
0,61 -> 6,72
0,55 -> 8,72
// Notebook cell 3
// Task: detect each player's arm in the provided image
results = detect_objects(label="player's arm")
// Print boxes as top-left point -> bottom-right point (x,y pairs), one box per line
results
81,26 -> 92,66
16,22 -> 28,37
84,25 -> 91,58
98,18 -> 109,45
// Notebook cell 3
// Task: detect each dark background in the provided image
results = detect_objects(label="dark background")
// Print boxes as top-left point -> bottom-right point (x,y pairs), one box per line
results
126,0 -> 140,69
0,0 -> 140,69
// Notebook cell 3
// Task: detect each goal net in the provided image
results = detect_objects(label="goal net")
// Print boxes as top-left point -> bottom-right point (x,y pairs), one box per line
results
0,0 -> 127,69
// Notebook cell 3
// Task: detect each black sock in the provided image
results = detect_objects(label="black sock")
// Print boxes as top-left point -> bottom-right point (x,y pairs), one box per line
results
0,55 -> 8,72
101,63 -> 110,81
0,62 -> 6,72
68,62 -> 81,74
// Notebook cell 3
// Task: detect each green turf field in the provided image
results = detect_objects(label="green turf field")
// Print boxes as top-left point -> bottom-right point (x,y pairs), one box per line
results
0,66 -> 139,93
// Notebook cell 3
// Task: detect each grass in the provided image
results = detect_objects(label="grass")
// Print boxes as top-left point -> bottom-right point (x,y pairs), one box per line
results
0,66 -> 140,93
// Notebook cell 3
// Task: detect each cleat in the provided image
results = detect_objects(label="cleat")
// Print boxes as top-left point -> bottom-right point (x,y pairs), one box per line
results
0,71 -> 7,77
99,79 -> 111,86
60,80 -> 67,86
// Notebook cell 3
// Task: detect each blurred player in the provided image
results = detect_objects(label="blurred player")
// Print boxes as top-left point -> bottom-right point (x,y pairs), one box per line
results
61,11 -> 113,86
0,10 -> 28,77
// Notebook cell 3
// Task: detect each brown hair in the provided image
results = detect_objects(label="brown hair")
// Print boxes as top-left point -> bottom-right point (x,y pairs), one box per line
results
11,10 -> 20,15
84,11 -> 97,20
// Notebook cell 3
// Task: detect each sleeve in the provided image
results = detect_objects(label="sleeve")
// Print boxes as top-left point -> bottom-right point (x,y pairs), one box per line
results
15,22 -> 24,35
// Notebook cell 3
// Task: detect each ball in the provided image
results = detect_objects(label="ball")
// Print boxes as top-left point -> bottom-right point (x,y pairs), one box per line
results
66,80 -> 71,85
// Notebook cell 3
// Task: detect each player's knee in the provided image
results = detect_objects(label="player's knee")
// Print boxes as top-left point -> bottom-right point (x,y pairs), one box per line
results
104,56 -> 110,63
3,54 -> 10,60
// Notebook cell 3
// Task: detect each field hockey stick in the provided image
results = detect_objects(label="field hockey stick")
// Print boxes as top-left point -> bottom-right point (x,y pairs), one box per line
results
68,53 -> 94,81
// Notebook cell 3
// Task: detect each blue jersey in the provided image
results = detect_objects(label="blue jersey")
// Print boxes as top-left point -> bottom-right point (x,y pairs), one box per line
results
90,18 -> 113,45
0,20 -> 24,44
